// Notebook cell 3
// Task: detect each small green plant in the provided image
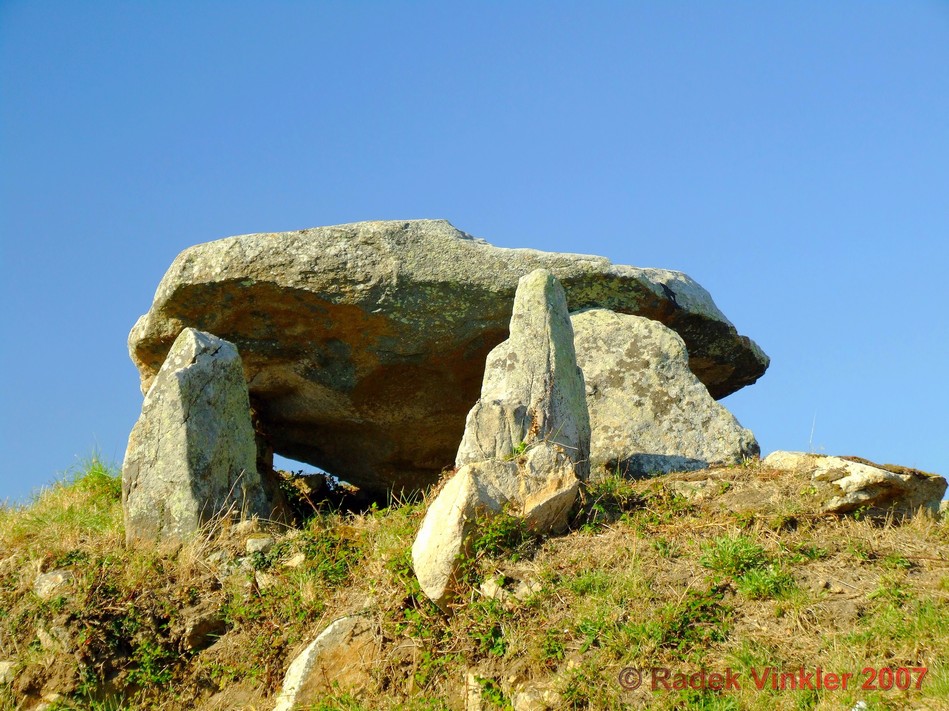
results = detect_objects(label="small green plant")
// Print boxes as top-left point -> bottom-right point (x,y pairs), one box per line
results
477,676 -> 512,709
566,569 -> 612,597
653,537 -> 680,558
847,541 -> 874,562
881,552 -> 913,570
575,613 -> 610,653
670,688 -> 742,710
868,573 -> 911,605
304,693 -> 371,711
472,510 -> 536,561
575,474 -> 643,531
701,535 -> 797,600
700,535 -> 768,577
625,486 -> 695,532
540,628 -> 566,666
127,637 -> 175,687
784,542 -> 829,562
852,505 -> 870,521
658,586 -> 732,657
735,565 -> 796,600
466,598 -> 510,657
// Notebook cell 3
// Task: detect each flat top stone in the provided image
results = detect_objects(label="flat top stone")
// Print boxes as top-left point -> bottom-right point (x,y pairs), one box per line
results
131,220 -> 767,396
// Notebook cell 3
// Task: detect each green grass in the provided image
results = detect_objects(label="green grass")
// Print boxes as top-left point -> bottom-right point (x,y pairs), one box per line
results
700,534 -> 797,600
2,462 -> 949,710
0,455 -> 123,555
700,535 -> 769,577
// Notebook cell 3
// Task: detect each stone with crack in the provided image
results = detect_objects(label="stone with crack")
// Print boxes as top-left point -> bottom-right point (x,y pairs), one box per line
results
413,270 -> 589,608
762,451 -> 946,516
122,328 -> 277,544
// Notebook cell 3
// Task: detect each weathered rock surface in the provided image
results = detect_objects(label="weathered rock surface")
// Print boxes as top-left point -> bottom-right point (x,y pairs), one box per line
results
412,455 -> 581,608
273,615 -> 379,711
648,456 -> 945,522
178,603 -> 226,651
129,219 -> 768,493
413,270 -> 589,608
572,309 -> 759,477
0,660 -> 13,685
122,328 -> 276,544
32,570 -> 74,600
762,452 -> 947,516
456,269 -> 591,476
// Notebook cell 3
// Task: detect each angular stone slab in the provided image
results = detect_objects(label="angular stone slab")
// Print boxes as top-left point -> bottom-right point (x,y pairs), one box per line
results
129,219 -> 768,493
762,451 -> 947,516
412,451 -> 580,608
573,309 -> 759,477
273,615 -> 379,710
122,328 -> 274,543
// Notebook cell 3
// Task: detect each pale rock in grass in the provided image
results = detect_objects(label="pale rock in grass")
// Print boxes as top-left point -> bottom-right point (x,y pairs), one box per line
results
282,552 -> 306,568
33,570 -> 73,600
512,684 -> 563,711
572,309 -> 759,477
413,457 -> 580,607
0,660 -> 13,685
762,451 -> 947,516
36,625 -> 70,652
122,328 -> 274,544
179,603 -> 226,651
273,615 -> 379,711
129,220 -> 768,495
32,694 -> 64,711
245,536 -> 275,555
231,519 -> 261,536
254,571 -> 279,590
412,468 -> 482,606
413,270 -> 588,608
465,671 -> 483,711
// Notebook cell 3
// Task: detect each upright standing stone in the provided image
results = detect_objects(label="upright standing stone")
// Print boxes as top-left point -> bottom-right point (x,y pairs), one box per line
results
455,269 -> 591,476
413,270 -> 591,608
122,328 -> 273,544
572,309 -> 759,477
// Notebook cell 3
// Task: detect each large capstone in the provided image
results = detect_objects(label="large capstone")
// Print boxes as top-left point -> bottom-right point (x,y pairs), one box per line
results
128,219 -> 769,493
572,309 -> 759,477
122,328 -> 275,544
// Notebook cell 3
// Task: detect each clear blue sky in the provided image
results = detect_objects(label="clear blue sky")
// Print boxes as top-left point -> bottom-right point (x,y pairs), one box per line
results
2,1 -> 947,504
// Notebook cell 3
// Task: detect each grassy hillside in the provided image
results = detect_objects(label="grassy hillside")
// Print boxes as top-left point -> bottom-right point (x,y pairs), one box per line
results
1,458 -> 947,710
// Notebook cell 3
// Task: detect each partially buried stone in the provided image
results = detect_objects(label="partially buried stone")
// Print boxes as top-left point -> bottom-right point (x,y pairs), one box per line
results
273,615 -> 380,710
762,452 -> 946,516
33,570 -> 74,600
122,328 -> 276,544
